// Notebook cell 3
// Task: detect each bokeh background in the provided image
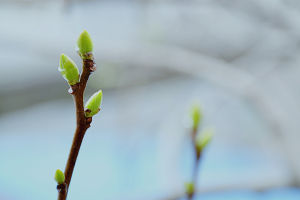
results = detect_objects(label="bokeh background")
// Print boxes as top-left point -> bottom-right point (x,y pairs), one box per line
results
1,0 -> 300,199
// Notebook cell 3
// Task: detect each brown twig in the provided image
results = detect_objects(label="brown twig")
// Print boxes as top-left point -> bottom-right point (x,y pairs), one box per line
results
57,183 -> 67,200
57,55 -> 96,200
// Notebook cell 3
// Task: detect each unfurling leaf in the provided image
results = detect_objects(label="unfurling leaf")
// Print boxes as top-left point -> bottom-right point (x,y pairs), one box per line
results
196,128 -> 213,152
59,54 -> 79,85
54,169 -> 65,185
190,105 -> 202,130
85,90 -> 103,117
77,30 -> 93,59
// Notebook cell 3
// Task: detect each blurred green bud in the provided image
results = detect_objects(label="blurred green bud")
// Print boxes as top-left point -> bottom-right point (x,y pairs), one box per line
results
54,169 -> 65,185
184,182 -> 194,196
59,54 -> 80,85
196,128 -> 213,152
85,90 -> 103,117
190,105 -> 202,130
77,30 -> 93,58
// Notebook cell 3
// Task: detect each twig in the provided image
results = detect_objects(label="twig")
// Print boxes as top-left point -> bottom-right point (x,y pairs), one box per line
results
187,127 -> 201,200
57,56 -> 96,200
57,183 -> 67,200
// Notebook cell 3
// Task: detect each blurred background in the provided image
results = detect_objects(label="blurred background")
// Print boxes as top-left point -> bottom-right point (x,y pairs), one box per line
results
1,0 -> 300,199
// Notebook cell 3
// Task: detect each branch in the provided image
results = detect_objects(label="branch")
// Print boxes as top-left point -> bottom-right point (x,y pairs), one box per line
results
57,56 -> 95,200
187,127 -> 201,200
57,183 -> 67,200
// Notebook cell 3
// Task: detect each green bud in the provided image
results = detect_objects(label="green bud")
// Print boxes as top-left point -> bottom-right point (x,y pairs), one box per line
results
59,54 -> 80,85
190,105 -> 202,130
54,169 -> 65,185
196,128 -> 213,152
85,90 -> 103,117
184,182 -> 194,196
77,30 -> 93,58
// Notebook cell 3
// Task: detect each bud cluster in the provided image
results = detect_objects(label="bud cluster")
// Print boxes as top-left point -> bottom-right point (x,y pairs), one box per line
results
190,105 -> 213,154
185,105 -> 214,199
58,30 -> 103,118
55,31 -> 103,187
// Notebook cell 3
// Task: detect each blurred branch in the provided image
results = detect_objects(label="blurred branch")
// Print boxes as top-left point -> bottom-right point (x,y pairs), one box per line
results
162,178 -> 289,200
98,44 -> 299,185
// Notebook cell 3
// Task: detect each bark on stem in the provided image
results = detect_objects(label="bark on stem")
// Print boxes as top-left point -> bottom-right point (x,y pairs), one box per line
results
57,56 -> 95,200
57,184 -> 67,200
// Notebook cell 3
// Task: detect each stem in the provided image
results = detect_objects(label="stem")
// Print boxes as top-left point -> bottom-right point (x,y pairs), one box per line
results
188,155 -> 201,200
57,184 -> 67,200
57,57 -> 95,200
187,127 -> 201,200
58,191 -> 67,200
